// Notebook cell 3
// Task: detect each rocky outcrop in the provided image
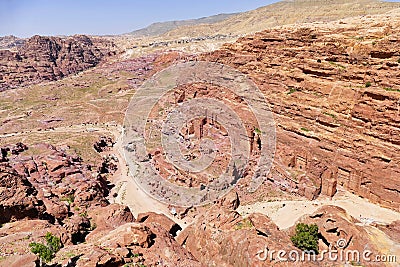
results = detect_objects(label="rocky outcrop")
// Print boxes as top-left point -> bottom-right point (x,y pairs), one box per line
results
0,163 -> 45,225
137,211 -> 182,236
0,143 -> 109,241
0,205 -> 200,267
202,18 -> 400,211
0,220 -> 70,257
291,205 -> 380,254
178,204 -> 390,266
0,35 -> 115,90
0,143 -> 201,266
217,190 -> 240,210
0,254 -> 37,267
85,204 -> 135,241
177,206 -> 316,267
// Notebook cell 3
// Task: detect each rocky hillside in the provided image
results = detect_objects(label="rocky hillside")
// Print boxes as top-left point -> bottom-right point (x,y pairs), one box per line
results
119,0 -> 400,58
127,13 -> 236,37
0,35 -> 115,91
0,149 -> 395,267
0,142 -> 201,266
178,203 -> 388,266
0,144 -> 392,267
162,0 -> 400,38
0,35 -> 25,50
1,2 -> 400,266
201,10 -> 400,211
0,142 -> 110,227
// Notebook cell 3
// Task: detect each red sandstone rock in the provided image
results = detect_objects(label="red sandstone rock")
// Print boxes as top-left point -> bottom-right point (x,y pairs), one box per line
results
138,222 -> 202,267
377,220 -> 400,243
0,220 -> 70,257
0,254 -> 37,267
291,205 -> 383,266
201,25 -> 400,211
85,204 -> 135,242
98,223 -> 153,248
0,143 -> 109,241
0,162 -> 45,224
89,204 -> 135,229
0,35 -> 115,90
178,206 -> 314,267
136,212 -> 181,236
217,190 -> 240,210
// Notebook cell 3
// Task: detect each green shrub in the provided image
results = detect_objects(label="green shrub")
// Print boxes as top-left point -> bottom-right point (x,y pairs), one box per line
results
384,87 -> 400,92
29,242 -> 54,263
235,218 -> 254,230
291,223 -> 319,253
60,194 -> 74,205
29,232 -> 61,264
365,82 -> 372,88
323,112 -> 336,119
287,87 -> 297,95
45,232 -> 61,252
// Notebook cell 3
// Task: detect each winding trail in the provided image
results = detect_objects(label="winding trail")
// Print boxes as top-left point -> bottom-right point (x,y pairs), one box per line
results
107,126 -> 191,228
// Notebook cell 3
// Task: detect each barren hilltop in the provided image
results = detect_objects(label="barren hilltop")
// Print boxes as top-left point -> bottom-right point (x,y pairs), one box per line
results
0,0 -> 399,266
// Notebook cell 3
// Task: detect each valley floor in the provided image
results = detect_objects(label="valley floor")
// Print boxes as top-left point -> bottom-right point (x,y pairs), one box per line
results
237,189 -> 400,230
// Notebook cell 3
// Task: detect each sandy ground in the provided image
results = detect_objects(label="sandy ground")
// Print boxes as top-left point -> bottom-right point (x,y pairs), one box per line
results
108,126 -> 190,228
237,189 -> 400,230
365,225 -> 400,262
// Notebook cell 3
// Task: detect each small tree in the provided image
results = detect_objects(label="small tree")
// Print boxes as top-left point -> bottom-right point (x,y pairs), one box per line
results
29,243 -> 53,263
291,223 -> 319,253
45,232 -> 61,252
29,232 -> 61,266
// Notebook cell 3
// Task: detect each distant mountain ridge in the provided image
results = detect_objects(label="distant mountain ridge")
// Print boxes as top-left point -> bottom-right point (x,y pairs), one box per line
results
159,0 -> 400,39
123,0 -> 400,41
127,13 -> 237,37
0,35 -> 25,50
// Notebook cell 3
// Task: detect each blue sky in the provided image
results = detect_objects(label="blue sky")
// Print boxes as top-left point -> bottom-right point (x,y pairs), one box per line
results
0,0 -> 279,37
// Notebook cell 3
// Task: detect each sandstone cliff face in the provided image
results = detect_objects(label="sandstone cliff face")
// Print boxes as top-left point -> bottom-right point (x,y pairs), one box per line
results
202,15 -> 400,211
0,35 -> 115,90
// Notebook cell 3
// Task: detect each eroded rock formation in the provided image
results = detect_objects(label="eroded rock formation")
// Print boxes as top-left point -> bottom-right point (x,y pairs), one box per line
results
201,18 -> 400,211
0,143 -> 109,239
0,143 -> 202,266
0,35 -> 115,90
